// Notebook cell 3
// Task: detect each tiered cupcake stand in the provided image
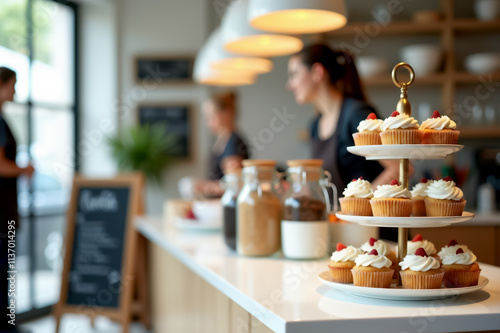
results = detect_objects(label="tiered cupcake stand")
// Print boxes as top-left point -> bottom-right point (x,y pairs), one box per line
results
319,63 -> 489,301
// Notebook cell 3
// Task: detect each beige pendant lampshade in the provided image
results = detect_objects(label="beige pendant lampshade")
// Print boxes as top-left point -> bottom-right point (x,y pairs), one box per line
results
210,28 -> 273,75
221,0 -> 304,57
248,0 -> 347,34
194,29 -> 257,86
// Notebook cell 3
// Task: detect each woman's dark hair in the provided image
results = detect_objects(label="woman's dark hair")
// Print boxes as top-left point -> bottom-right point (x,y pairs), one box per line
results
0,67 -> 16,83
210,90 -> 237,115
294,44 -> 366,101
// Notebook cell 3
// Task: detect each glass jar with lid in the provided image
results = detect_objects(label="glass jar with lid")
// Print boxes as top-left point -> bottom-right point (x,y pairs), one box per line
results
221,171 -> 241,251
281,159 -> 336,259
237,159 -> 281,256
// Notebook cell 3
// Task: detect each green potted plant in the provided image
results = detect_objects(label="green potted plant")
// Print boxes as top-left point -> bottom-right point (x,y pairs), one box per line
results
107,124 -> 177,184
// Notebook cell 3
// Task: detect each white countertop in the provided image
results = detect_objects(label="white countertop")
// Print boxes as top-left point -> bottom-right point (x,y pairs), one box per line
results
135,216 -> 500,333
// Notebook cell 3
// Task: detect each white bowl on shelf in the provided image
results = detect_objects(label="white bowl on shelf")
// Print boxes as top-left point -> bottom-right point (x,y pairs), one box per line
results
474,0 -> 500,22
356,56 -> 389,78
400,44 -> 442,77
465,53 -> 500,74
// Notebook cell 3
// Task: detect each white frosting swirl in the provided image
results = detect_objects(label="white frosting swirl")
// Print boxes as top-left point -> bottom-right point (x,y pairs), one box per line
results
438,244 -> 469,260
411,181 -> 432,198
399,254 -> 441,272
357,119 -> 383,132
330,246 -> 362,262
355,253 -> 392,269
420,115 -> 457,130
407,240 -> 437,256
425,179 -> 463,201
343,179 -> 374,198
360,240 -> 391,256
381,113 -> 419,131
373,184 -> 412,199
442,250 -> 477,265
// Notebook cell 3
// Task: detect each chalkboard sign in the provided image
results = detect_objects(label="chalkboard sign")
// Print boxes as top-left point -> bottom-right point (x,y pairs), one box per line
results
137,104 -> 191,158
66,186 -> 130,307
55,174 -> 145,332
135,56 -> 193,84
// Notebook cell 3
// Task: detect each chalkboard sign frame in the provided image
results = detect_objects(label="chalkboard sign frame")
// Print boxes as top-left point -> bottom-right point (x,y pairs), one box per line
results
136,103 -> 194,160
54,174 -> 144,332
134,55 -> 194,85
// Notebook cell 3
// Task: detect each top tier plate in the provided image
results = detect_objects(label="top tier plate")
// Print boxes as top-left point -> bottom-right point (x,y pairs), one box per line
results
347,144 -> 463,160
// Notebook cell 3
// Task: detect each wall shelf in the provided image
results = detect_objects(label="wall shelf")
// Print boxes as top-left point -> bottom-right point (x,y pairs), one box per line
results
327,21 -> 445,37
460,127 -> 500,139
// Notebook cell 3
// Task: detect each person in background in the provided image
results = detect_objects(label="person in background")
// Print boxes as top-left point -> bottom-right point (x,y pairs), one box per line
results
180,91 -> 249,199
0,67 -> 34,332
286,44 -> 403,239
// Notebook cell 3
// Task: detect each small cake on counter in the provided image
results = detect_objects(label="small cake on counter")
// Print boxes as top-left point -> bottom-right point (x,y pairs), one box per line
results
407,234 -> 438,258
380,111 -> 421,144
353,112 -> 383,145
339,177 -> 373,216
419,110 -> 459,144
424,177 -> 466,216
370,180 -> 412,217
438,239 -> 469,261
399,248 -> 444,289
361,237 -> 398,277
441,248 -> 481,288
328,243 -> 363,283
411,178 -> 432,216
352,249 -> 394,288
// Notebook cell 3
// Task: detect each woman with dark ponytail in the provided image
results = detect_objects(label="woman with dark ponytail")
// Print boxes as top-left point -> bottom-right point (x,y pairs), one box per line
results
287,44 -> 399,192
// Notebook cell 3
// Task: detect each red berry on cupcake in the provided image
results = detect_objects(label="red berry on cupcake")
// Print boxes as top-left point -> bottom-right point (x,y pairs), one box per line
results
421,178 -> 428,183
390,111 -> 400,117
390,179 -> 399,186
456,248 -> 464,254
369,237 -> 377,246
412,234 -> 423,242
431,110 -> 441,118
336,243 -> 347,252
369,249 -> 379,255
367,113 -> 377,120
415,248 -> 428,257
448,239 -> 458,247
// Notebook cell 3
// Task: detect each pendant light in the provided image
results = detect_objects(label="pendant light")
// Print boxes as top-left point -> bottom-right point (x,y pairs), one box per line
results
194,29 -> 257,86
210,28 -> 273,75
221,0 -> 304,57
248,0 -> 347,34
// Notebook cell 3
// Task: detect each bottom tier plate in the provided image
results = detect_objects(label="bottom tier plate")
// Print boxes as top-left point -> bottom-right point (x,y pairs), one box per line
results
335,212 -> 474,228
318,271 -> 488,301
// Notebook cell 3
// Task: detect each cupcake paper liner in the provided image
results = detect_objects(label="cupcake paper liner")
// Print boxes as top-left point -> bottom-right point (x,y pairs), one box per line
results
370,199 -> 412,217
411,199 -> 426,216
339,197 -> 373,216
351,269 -> 394,288
421,130 -> 460,144
329,266 -> 354,284
400,270 -> 445,289
425,198 -> 466,216
444,269 -> 481,288
380,129 -> 422,145
353,131 -> 382,146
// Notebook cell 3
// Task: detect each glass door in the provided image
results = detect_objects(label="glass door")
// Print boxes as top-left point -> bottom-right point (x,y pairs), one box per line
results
0,0 -> 78,319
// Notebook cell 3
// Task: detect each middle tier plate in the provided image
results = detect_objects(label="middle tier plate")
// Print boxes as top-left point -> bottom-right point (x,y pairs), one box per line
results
336,212 -> 474,228
347,144 -> 464,160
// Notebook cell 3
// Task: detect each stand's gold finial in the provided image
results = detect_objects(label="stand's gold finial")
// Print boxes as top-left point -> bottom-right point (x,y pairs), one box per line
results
392,62 -> 415,116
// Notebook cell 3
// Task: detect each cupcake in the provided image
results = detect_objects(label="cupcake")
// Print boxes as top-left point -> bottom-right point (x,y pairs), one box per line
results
399,248 -> 444,289
370,180 -> 412,217
339,177 -> 373,216
328,243 -> 363,283
438,239 -> 469,261
380,111 -> 421,145
353,113 -> 383,145
352,249 -> 394,288
411,178 -> 432,216
424,177 -> 466,216
407,234 -> 438,258
420,110 -> 460,144
441,248 -> 481,288
361,237 -> 399,278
